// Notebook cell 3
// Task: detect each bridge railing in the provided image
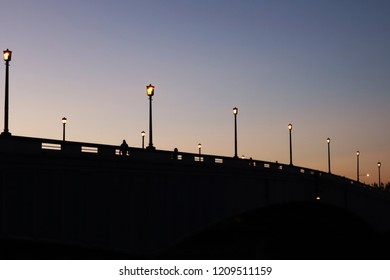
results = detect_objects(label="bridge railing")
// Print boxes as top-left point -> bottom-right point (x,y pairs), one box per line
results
0,135 -> 371,190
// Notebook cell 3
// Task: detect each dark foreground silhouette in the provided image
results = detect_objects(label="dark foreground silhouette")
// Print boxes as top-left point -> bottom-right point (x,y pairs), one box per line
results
1,202 -> 389,260
1,136 -> 390,260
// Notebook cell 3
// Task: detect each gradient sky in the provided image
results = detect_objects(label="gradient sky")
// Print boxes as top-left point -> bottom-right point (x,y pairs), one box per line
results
2,0 -> 390,184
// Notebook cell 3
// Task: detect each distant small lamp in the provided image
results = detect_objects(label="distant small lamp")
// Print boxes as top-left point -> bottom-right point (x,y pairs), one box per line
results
198,143 -> 202,156
141,131 -> 146,149
146,84 -> 155,150
327,138 -> 331,173
2,49 -> 12,136
62,117 -> 67,141
233,107 -> 238,159
356,151 -> 360,182
378,162 -> 382,188
358,173 -> 369,184
288,123 -> 293,165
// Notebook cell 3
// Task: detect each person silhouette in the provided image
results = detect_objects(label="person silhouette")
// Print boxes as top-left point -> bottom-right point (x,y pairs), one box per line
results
172,147 -> 179,160
120,140 -> 129,156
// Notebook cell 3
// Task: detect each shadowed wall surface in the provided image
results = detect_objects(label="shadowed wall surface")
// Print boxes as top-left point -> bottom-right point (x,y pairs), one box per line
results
1,136 -> 390,259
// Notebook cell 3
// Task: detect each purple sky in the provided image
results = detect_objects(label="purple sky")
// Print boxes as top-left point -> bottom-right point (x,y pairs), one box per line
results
2,0 -> 390,183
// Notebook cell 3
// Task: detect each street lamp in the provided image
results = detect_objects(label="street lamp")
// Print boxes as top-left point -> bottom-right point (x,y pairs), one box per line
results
359,173 -> 369,184
378,162 -> 382,188
233,107 -> 238,159
62,117 -> 67,141
2,49 -> 12,136
327,138 -> 331,173
141,131 -> 145,149
146,84 -> 155,150
288,123 -> 293,165
198,143 -> 202,156
356,151 -> 360,182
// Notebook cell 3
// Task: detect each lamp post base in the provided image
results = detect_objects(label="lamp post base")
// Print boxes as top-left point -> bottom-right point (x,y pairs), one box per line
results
146,145 -> 156,150
1,131 -> 11,137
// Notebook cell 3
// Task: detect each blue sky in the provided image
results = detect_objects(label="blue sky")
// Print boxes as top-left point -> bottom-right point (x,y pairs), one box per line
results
2,0 -> 390,183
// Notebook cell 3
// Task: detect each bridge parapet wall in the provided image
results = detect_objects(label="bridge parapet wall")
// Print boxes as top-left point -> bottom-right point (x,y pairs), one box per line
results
0,135 -> 369,187
1,135 -> 389,257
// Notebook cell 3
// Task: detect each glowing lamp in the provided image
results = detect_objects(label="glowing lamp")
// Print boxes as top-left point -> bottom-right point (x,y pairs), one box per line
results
146,84 -> 155,97
3,49 -> 12,62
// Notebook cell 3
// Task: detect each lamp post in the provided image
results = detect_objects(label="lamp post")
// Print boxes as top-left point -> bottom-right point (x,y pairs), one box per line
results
2,49 -> 12,136
141,131 -> 145,149
288,123 -> 293,165
198,143 -> 202,156
378,162 -> 382,188
233,107 -> 238,159
327,138 -> 331,173
356,151 -> 360,182
62,117 -> 67,141
146,84 -> 155,150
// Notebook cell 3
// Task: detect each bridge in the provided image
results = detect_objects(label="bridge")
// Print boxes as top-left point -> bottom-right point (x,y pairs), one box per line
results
1,135 -> 390,259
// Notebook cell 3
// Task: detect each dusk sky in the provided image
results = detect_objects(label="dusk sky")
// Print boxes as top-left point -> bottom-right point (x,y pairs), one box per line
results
2,0 -> 390,184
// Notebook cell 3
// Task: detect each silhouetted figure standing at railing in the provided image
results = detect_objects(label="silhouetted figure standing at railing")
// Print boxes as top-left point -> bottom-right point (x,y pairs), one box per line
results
172,147 -> 179,160
120,140 -> 129,156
